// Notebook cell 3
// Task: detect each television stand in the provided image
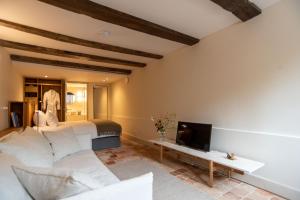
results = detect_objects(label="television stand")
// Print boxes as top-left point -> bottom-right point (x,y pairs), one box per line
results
149,139 -> 264,187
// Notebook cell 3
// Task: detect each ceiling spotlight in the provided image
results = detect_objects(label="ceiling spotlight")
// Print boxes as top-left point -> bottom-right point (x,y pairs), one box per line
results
100,30 -> 111,37
44,75 -> 48,78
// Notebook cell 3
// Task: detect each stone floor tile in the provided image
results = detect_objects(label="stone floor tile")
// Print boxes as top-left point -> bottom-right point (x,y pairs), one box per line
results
270,197 -> 286,200
222,191 -> 242,200
96,138 -> 286,200
256,188 -> 276,197
246,192 -> 270,200
228,187 -> 251,197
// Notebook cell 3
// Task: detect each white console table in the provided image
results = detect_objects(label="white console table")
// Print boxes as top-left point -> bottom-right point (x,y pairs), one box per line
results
149,139 -> 264,187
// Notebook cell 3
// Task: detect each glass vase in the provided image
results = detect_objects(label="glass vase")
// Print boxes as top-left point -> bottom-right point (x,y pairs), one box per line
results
158,130 -> 166,141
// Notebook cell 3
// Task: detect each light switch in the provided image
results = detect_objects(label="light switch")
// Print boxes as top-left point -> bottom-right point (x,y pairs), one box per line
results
0,106 -> 8,110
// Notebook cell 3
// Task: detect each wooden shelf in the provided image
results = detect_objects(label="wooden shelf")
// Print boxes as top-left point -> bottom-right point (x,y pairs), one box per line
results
9,101 -> 27,128
150,139 -> 264,187
0,127 -> 23,139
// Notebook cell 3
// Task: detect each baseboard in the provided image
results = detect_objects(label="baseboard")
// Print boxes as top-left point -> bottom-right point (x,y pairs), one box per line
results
233,173 -> 300,200
122,133 -> 150,146
122,132 -> 300,200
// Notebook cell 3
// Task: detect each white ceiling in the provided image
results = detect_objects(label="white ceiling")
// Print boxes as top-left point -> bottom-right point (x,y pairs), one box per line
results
0,0 -> 280,83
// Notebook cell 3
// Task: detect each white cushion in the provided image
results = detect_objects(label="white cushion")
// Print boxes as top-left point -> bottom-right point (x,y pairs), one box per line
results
54,150 -> 119,186
12,165 -> 102,200
0,127 -> 54,167
46,111 -> 59,127
33,111 -> 47,127
0,154 -> 32,200
75,134 -> 92,150
61,173 -> 153,200
43,128 -> 81,161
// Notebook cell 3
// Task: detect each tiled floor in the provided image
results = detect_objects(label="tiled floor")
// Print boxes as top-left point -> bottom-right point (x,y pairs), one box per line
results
95,138 -> 286,200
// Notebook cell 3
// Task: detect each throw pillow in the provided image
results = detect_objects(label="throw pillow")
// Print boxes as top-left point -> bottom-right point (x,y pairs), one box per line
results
33,111 -> 47,127
43,127 -> 81,161
12,165 -> 102,200
0,127 -> 54,167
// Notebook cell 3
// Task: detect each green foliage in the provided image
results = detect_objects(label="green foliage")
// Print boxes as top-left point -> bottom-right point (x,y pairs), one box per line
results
151,113 -> 176,135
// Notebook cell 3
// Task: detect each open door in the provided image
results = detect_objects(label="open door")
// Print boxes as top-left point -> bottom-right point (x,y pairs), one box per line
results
66,83 -> 87,121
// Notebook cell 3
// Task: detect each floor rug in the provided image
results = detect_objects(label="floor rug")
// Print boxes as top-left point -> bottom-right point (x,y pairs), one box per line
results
108,158 -> 214,200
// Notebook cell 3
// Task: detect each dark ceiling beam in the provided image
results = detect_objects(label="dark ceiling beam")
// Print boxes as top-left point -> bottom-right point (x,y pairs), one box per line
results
11,55 -> 132,75
0,19 -> 162,59
0,39 -> 146,67
210,0 -> 261,21
38,0 -> 200,45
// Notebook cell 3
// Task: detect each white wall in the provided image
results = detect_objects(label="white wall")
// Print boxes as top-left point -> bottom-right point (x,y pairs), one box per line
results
110,0 -> 300,199
0,47 -> 23,130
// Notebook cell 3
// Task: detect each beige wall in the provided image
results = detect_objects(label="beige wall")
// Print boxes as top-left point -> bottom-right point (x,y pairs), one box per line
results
0,47 -> 23,130
110,1 -> 300,199
94,86 -> 108,120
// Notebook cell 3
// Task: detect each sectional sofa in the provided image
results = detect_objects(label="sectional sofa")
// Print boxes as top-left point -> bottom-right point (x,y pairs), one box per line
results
0,127 -> 153,200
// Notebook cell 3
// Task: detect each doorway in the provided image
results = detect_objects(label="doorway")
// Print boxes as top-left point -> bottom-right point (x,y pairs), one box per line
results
66,83 -> 87,121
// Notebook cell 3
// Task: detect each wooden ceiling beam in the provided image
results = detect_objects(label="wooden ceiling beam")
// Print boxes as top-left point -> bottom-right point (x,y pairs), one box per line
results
210,0 -> 261,21
11,55 -> 132,75
38,0 -> 200,45
0,19 -> 162,59
0,39 -> 146,67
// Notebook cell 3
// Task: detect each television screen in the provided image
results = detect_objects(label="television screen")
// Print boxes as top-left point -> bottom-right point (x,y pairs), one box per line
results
176,121 -> 212,152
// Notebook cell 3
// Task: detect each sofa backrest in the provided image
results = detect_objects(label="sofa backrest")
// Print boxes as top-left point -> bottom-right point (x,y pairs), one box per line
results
0,153 -> 32,200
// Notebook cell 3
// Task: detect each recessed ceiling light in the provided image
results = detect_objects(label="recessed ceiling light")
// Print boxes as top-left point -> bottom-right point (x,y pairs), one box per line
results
100,30 -> 111,37
44,75 -> 48,78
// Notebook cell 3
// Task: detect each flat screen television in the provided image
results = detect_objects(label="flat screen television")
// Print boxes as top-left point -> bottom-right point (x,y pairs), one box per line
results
176,121 -> 212,152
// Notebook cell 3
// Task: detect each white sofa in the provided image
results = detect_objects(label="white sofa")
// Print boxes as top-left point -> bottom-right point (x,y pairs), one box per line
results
0,127 -> 153,200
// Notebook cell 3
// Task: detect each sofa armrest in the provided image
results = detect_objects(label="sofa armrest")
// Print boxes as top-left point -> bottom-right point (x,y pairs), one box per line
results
61,173 -> 153,200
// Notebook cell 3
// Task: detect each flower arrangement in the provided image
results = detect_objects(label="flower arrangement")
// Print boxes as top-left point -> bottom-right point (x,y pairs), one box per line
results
151,113 -> 176,138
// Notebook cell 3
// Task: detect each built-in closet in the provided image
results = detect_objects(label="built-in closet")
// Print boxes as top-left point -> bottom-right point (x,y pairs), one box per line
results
24,77 -> 66,126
